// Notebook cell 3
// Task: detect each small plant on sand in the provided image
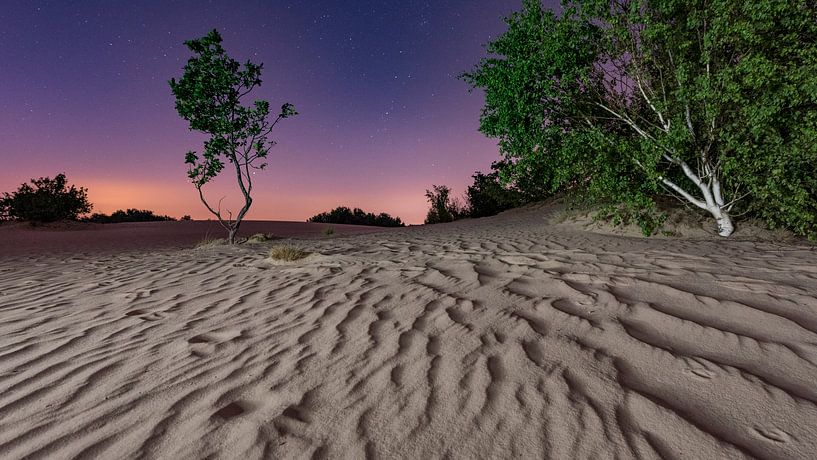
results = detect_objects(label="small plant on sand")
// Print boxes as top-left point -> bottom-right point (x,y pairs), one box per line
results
323,226 -> 335,236
268,244 -> 310,261
195,233 -> 226,249
246,232 -> 276,243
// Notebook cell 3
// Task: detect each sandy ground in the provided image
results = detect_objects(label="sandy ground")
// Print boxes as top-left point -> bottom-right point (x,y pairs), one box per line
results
0,220 -> 392,257
1,203 -> 816,459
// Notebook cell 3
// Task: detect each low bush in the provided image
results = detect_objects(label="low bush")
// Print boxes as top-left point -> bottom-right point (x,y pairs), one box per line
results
85,208 -> 176,223
308,207 -> 404,227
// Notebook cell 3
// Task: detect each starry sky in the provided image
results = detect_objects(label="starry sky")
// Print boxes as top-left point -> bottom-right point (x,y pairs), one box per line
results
1,0 -> 556,224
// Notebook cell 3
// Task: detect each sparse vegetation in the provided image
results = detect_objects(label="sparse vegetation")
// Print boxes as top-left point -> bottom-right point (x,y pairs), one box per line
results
268,244 -> 310,261
308,207 -> 404,227
246,232 -> 277,243
0,173 -> 92,223
195,234 -> 227,248
323,226 -> 335,236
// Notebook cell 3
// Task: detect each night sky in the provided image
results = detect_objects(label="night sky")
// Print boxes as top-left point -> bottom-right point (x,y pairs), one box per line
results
1,1 -> 556,224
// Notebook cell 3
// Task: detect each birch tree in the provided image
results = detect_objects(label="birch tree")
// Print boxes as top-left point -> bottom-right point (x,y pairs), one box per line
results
169,29 -> 297,244
463,0 -> 817,238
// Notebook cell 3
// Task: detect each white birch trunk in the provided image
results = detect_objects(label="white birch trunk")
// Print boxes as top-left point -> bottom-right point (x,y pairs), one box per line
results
595,101 -> 738,237
659,159 -> 734,237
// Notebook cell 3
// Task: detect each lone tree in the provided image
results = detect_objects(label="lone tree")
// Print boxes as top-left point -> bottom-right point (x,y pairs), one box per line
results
463,0 -> 817,238
1,173 -> 92,223
424,185 -> 466,224
170,29 -> 297,244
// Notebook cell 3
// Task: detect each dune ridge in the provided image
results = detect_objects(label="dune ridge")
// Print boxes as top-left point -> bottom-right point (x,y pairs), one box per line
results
1,205 -> 816,459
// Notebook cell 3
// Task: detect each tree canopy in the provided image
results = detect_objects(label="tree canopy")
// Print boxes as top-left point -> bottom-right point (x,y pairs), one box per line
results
0,174 -> 92,223
463,0 -> 817,238
424,185 -> 468,224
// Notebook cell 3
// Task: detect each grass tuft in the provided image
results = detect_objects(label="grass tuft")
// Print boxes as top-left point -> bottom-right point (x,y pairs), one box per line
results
268,244 -> 311,261
195,234 -> 226,248
246,232 -> 277,243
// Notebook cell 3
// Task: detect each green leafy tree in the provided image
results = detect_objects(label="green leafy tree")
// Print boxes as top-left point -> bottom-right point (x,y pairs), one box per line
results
466,168 -> 524,218
169,29 -> 297,244
463,0 -> 817,238
424,185 -> 466,224
0,173 -> 92,222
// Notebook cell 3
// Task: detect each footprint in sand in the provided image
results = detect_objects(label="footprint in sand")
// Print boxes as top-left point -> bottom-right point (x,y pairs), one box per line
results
125,309 -> 167,321
212,399 -> 258,420
188,330 -> 243,344
683,367 -> 716,380
187,330 -> 243,357
752,426 -> 792,443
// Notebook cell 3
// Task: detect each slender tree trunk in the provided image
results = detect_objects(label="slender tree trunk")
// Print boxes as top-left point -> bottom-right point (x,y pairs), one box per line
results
228,226 -> 238,245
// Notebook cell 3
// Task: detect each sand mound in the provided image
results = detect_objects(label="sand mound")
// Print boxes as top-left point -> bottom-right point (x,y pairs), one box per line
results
1,204 -> 816,458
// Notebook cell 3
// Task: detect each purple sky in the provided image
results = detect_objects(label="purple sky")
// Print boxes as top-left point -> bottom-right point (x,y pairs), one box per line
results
1,1 -> 556,224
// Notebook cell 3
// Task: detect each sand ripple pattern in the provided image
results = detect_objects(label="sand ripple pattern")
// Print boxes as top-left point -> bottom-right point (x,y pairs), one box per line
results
2,209 -> 817,459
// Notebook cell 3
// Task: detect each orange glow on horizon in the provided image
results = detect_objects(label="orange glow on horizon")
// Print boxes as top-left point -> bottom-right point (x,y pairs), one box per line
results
80,178 -> 437,225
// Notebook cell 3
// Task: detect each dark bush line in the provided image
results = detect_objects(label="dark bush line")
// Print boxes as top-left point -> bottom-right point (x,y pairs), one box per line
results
308,207 -> 404,227
83,209 -> 177,223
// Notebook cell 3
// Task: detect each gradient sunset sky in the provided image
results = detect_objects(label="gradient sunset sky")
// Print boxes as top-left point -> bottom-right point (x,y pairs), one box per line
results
1,0 -> 557,224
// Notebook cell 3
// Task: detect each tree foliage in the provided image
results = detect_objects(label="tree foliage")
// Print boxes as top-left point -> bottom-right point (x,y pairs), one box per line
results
169,29 -> 297,244
466,164 -> 527,218
424,185 -> 467,224
463,0 -> 817,238
308,206 -> 405,227
0,173 -> 92,223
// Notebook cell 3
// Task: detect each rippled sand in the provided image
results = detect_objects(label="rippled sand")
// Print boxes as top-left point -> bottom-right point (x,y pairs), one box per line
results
1,205 -> 816,459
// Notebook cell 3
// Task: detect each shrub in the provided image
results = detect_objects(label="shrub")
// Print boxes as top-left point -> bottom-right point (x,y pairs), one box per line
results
0,173 -> 92,222
465,168 -> 525,218
424,185 -> 467,224
308,206 -> 404,227
85,209 -> 176,223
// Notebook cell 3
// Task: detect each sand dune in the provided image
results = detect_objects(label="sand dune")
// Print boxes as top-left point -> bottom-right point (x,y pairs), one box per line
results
1,204 -> 816,459
0,220 -> 392,257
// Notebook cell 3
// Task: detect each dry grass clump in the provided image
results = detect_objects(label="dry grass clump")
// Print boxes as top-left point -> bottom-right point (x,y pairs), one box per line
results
195,234 -> 227,248
268,244 -> 311,261
246,232 -> 277,243
323,226 -> 335,236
